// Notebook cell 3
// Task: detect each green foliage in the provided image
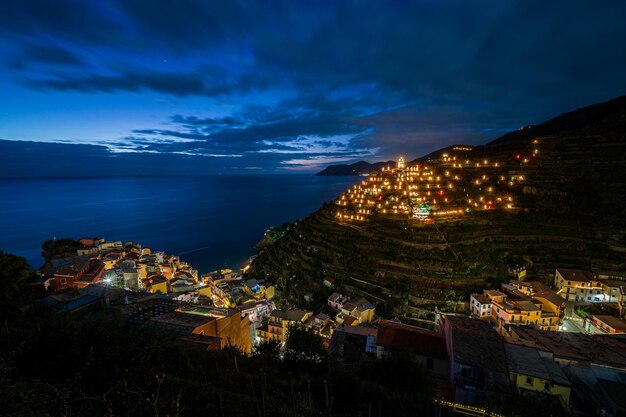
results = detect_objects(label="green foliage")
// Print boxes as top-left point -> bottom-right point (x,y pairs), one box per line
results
283,323 -> 327,374
494,392 -> 570,417
41,238 -> 82,269
575,302 -> 619,319
0,251 -> 38,318
0,251 -> 34,300
1,304 -> 436,417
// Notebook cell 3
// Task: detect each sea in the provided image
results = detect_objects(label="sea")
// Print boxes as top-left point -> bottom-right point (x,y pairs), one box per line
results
0,175 -> 358,273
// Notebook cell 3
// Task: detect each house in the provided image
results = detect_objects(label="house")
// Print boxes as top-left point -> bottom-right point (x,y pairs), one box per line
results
178,333 -> 221,351
376,320 -> 448,379
121,267 -> 140,289
329,324 -> 377,363
328,292 -> 348,310
507,326 -> 626,369
267,309 -> 313,343
554,268 -> 606,302
168,278 -> 196,293
143,275 -> 168,294
532,290 -> 564,318
340,297 -> 376,324
150,310 -> 251,353
243,279 -> 260,294
585,315 -> 626,334
48,255 -> 93,290
508,265 -> 527,280
508,326 -> 626,415
487,290 -> 560,332
323,276 -> 335,288
57,294 -> 103,315
600,279 -> 625,303
75,259 -> 105,288
310,313 -> 334,340
234,299 -> 269,324
469,293 -> 492,318
438,315 -> 511,404
492,297 -> 540,325
505,344 -> 571,409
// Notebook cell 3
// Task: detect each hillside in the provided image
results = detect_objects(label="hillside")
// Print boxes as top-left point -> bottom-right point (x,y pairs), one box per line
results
249,96 -> 626,314
316,160 -> 394,176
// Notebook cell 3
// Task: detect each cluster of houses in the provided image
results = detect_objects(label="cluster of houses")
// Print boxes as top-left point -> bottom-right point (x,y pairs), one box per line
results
469,268 -> 626,337
32,238 -> 199,295
29,241 -> 626,416
199,268 -> 275,308
470,280 -> 563,332
255,292 -> 377,347
328,313 -> 626,416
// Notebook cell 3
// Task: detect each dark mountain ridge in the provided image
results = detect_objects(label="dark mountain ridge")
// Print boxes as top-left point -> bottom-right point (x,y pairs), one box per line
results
318,95 -> 626,175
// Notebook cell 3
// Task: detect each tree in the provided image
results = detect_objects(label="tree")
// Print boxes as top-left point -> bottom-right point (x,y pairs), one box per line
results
40,238 -> 82,270
283,324 -> 326,374
0,251 -> 38,318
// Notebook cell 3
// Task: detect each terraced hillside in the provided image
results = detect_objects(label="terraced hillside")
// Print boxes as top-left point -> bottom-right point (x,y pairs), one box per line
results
248,96 -> 626,310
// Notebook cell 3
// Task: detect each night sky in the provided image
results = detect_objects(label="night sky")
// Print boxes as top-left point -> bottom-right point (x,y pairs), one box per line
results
1,1 -> 626,176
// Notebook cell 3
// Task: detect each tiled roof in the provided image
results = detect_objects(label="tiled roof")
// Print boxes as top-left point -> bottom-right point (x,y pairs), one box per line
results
556,268 -> 595,282
442,315 -> 511,393
593,315 -> 626,331
270,309 -> 311,322
377,320 -> 447,359
505,344 -> 570,386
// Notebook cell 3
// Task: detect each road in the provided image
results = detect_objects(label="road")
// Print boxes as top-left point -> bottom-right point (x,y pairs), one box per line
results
561,318 -> 584,333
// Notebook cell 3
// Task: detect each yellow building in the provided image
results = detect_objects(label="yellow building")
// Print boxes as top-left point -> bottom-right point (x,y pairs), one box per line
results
340,298 -> 376,324
505,344 -> 571,409
267,309 -> 313,343
143,275 -> 168,294
531,291 -> 565,331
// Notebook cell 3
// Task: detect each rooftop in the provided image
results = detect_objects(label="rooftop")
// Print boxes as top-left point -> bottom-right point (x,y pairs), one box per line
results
532,290 -> 565,307
441,315 -> 511,393
377,320 -> 447,359
471,293 -> 491,304
556,268 -> 595,282
151,311 -> 216,328
270,308 -> 311,322
505,344 -> 570,386
593,315 -> 626,331
509,326 -> 626,368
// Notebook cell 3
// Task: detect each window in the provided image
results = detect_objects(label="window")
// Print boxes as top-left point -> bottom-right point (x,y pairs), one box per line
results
60,278 -> 67,285
525,377 -> 533,385
426,358 -> 434,369
544,382 -> 550,391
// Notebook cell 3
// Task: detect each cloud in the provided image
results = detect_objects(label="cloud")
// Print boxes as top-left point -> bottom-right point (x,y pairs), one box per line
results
2,0 -> 626,174
8,44 -> 84,70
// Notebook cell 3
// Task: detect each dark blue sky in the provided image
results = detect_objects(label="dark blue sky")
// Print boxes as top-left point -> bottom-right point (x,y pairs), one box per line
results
1,0 -> 626,175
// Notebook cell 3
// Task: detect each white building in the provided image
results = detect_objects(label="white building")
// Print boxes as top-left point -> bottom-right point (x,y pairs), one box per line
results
469,293 -> 492,317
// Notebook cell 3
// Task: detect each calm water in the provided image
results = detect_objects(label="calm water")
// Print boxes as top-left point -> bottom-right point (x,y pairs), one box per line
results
0,175 -> 358,273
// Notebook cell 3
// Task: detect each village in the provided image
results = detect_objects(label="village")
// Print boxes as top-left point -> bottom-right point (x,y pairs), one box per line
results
334,139 -> 541,223
24,237 -> 626,417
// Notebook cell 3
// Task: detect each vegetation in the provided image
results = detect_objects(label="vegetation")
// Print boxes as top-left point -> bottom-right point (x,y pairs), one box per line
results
0,251 -> 38,318
575,303 -> 620,319
0,309 -> 438,417
0,255 -> 437,417
41,238 -> 83,270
